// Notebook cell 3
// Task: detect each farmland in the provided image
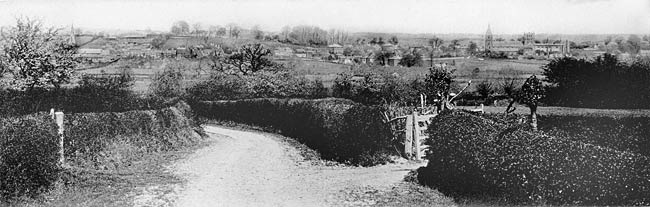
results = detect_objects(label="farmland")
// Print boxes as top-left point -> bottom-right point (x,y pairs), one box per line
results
1,0 -> 650,205
77,55 -> 547,93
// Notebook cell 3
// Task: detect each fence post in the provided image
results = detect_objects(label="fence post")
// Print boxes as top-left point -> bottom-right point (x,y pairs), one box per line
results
54,111 -> 65,167
412,112 -> 420,160
405,114 -> 414,159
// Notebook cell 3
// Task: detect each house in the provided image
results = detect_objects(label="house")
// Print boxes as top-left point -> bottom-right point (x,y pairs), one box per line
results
76,48 -> 113,63
122,35 -> 151,45
274,47 -> 294,57
327,44 -> 344,55
381,43 -> 396,52
490,46 -> 521,58
388,55 -> 402,66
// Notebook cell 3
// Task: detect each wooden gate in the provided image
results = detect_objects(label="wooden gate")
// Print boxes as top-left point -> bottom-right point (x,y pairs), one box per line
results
388,111 -> 437,161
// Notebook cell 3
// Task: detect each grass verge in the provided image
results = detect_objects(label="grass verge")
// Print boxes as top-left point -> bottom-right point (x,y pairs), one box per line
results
2,138 -> 208,207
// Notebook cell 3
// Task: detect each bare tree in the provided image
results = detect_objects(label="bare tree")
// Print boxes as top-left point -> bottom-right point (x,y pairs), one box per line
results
327,28 -> 350,44
450,39 -> 460,56
208,25 -> 220,37
251,25 -> 264,40
281,25 -> 291,41
211,43 -> 276,75
428,37 -> 444,51
227,23 -> 241,38
192,23 -> 204,36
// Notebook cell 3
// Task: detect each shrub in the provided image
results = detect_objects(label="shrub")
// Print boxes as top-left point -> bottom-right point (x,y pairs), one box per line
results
150,62 -> 186,98
418,110 -> 650,205
192,98 -> 394,166
0,114 -> 61,198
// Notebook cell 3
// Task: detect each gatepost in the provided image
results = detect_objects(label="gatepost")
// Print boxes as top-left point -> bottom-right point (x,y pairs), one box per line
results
54,111 -> 65,167
405,114 -> 414,158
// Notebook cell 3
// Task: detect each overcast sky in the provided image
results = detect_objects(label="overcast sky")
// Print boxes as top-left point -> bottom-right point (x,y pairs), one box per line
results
0,0 -> 648,34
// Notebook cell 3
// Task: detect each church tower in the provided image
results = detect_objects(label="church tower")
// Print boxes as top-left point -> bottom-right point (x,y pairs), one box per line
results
484,24 -> 493,51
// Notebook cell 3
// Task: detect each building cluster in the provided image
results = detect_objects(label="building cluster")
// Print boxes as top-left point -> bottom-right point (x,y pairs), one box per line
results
483,25 -> 571,59
272,41 -> 470,67
71,26 -> 219,64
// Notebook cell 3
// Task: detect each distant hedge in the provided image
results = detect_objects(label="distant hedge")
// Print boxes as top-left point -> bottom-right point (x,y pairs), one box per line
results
192,98 -> 394,166
0,101 -> 204,199
418,110 -> 650,205
0,114 -> 60,198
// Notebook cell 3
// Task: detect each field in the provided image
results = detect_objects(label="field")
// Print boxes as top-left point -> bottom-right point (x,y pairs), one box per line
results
284,57 -> 547,89
75,58 -> 211,92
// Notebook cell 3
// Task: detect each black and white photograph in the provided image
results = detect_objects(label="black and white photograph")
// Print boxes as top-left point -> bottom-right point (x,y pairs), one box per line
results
1,0 -> 650,206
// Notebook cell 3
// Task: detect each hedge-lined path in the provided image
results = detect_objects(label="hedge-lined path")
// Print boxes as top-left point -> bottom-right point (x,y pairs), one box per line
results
165,125 -> 446,206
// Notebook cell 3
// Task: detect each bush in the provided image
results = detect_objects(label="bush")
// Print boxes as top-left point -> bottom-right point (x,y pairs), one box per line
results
0,114 -> 61,198
418,110 -> 650,205
150,62 -> 186,98
192,98 -> 394,166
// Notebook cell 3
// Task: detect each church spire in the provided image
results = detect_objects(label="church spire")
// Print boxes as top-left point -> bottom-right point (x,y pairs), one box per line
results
69,23 -> 76,45
486,24 -> 492,35
484,24 -> 493,50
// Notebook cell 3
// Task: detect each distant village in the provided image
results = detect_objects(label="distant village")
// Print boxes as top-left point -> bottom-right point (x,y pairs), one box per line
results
71,24 -> 650,68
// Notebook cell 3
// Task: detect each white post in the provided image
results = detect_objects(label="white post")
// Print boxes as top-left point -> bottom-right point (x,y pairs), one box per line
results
54,112 -> 65,167
420,94 -> 425,109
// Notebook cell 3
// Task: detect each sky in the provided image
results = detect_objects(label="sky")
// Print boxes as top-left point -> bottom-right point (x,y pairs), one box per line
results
0,0 -> 648,34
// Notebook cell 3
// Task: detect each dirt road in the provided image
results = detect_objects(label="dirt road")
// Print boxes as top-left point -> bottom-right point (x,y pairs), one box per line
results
169,125 -> 444,207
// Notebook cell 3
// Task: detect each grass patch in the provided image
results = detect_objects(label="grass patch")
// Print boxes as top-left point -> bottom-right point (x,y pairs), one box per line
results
1,138 -> 208,207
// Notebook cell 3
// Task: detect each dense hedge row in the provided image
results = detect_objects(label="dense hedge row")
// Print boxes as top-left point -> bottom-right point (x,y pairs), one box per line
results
63,101 -> 204,168
0,101 -> 204,199
0,114 -> 60,198
418,110 -> 650,205
538,115 -> 650,157
0,88 -> 167,116
192,98 -> 394,166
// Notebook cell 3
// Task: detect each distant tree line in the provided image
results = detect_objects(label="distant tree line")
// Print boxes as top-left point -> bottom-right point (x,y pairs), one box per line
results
602,35 -> 645,55
170,20 -> 238,38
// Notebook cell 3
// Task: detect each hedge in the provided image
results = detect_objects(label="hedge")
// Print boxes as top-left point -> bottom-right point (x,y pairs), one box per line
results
192,98 -> 394,166
0,114 -> 61,198
0,101 -> 204,199
538,115 -> 650,157
418,110 -> 650,205
63,101 -> 204,168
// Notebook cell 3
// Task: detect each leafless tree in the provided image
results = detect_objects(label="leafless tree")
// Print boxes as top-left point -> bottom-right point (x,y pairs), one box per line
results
227,23 -> 241,38
251,25 -> 264,40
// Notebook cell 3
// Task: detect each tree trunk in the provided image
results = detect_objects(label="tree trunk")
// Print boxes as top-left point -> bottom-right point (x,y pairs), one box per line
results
530,105 -> 538,132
